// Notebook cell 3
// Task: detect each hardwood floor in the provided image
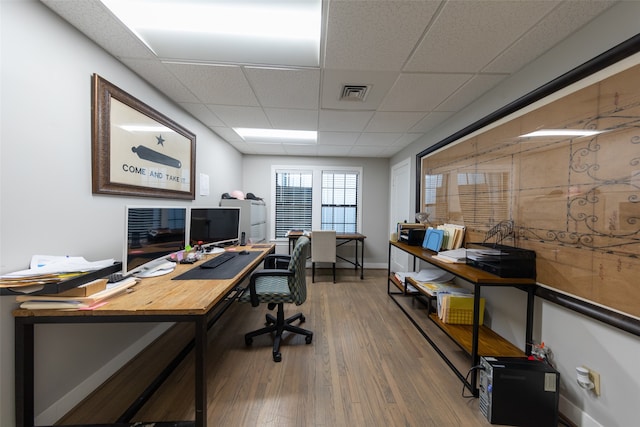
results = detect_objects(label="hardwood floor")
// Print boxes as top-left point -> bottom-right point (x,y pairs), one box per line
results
59,268 -> 495,426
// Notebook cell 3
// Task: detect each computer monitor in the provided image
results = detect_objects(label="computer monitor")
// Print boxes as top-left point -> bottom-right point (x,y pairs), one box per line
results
189,207 -> 241,248
123,206 -> 187,275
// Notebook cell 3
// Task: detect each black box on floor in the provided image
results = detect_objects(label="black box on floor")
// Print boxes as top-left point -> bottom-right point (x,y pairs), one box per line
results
465,243 -> 536,279
479,356 -> 559,427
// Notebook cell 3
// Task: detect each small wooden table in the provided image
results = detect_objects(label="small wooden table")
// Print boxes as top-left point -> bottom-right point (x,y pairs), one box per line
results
287,231 -> 366,279
13,244 -> 275,427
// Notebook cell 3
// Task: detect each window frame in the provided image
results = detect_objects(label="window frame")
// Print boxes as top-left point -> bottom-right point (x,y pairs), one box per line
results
270,165 -> 363,240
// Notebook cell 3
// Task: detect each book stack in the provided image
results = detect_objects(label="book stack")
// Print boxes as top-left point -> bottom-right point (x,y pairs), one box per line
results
16,277 -> 138,310
436,223 -> 466,250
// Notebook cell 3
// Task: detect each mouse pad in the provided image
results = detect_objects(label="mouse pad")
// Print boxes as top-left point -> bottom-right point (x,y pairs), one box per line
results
172,252 -> 261,280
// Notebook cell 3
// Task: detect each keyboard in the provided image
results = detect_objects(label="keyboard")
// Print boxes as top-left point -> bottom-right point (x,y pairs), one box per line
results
200,252 -> 236,269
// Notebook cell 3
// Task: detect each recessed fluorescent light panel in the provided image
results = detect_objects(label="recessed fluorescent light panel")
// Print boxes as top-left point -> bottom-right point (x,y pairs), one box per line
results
520,129 -> 604,138
234,128 -> 317,144
100,0 -> 322,67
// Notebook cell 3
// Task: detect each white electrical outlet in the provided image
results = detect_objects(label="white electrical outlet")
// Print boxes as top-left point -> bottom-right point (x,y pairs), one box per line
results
578,366 -> 601,396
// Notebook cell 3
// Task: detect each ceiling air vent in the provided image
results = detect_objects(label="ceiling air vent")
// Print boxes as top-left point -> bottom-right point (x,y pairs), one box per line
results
340,85 -> 369,101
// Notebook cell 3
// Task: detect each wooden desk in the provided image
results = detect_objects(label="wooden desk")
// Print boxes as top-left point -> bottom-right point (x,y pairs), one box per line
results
387,240 -> 536,396
287,231 -> 366,279
13,244 -> 274,427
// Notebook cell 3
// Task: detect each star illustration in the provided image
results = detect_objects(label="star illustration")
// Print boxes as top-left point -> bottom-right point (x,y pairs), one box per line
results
156,135 -> 165,146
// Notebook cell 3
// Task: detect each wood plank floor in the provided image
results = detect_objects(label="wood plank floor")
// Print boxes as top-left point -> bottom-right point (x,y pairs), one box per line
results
60,268 -> 496,426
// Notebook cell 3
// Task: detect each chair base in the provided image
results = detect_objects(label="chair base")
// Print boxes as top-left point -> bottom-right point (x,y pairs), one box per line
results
244,302 -> 313,362
312,262 -> 336,283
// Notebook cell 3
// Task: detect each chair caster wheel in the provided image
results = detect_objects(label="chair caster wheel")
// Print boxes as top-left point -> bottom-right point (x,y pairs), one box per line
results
245,337 -> 253,346
273,352 -> 282,362
300,315 -> 306,323
305,335 -> 313,344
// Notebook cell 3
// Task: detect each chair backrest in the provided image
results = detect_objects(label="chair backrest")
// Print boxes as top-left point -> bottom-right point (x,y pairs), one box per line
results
288,236 -> 310,305
311,230 -> 336,263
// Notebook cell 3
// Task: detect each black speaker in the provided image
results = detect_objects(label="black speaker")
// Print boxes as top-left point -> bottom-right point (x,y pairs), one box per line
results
240,231 -> 246,246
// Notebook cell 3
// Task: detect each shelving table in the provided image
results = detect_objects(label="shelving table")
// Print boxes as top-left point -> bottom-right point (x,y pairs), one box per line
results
387,240 -> 536,396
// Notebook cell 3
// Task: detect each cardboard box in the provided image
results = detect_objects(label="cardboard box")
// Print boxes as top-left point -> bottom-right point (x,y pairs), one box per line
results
55,278 -> 108,297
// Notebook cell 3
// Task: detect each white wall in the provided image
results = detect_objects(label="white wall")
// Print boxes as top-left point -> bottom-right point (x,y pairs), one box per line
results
391,2 -> 640,426
0,1 -> 244,425
242,155 -> 390,266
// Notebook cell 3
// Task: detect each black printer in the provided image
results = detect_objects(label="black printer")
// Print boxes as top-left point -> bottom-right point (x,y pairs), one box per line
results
465,243 -> 536,279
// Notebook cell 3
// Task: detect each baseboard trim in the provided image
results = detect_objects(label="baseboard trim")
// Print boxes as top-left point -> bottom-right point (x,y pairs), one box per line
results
36,323 -> 171,425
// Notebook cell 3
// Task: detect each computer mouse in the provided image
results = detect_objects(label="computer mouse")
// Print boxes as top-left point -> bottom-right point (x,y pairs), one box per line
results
239,250 -> 250,255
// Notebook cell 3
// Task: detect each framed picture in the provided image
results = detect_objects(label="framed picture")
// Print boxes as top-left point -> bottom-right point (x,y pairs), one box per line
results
92,74 -> 196,199
415,35 -> 640,330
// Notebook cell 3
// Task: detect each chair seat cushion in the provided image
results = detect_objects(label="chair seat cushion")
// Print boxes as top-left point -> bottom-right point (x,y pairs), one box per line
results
239,276 -> 294,304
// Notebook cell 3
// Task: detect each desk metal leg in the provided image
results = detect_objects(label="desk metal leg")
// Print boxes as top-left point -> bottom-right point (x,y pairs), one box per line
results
525,287 -> 535,355
194,317 -> 207,427
15,319 -> 34,427
470,284 -> 481,397
359,239 -> 364,279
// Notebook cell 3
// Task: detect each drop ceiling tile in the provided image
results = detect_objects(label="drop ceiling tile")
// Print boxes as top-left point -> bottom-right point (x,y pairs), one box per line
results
164,63 -> 259,106
283,144 -> 319,156
42,0 -> 155,59
318,110 -> 374,132
379,144 -> 405,157
405,1 -> 558,73
244,67 -> 320,109
321,69 -> 399,110
179,103 -> 225,127
211,127 -> 243,143
380,73 -> 471,111
393,133 -> 425,149
355,133 -> 403,146
324,0 -> 440,70
317,131 -> 360,146
484,1 -> 617,73
410,112 -> 455,133
264,108 -> 319,130
348,145 -> 388,157
365,112 -> 426,133
120,58 -> 199,103
245,143 -> 288,155
207,106 -> 271,128
437,74 -> 508,112
317,144 -> 354,157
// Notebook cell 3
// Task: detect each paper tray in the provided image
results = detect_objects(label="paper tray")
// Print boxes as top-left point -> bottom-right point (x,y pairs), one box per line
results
0,262 -> 122,296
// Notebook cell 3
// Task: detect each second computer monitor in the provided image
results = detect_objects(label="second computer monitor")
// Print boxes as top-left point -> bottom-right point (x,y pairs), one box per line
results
189,207 -> 241,248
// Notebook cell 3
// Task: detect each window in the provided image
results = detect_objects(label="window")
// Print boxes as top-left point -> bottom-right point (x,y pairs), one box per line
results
274,171 -> 312,238
272,166 -> 361,239
321,171 -> 358,232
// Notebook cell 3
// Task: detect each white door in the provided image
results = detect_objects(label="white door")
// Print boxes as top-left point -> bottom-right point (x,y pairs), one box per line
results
390,158 -> 411,273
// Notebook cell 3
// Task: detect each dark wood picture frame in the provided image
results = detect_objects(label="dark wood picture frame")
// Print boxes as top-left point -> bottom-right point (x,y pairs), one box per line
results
92,74 -> 196,200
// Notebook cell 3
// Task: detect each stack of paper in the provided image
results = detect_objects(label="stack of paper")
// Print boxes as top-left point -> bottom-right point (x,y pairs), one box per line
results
16,277 -> 137,310
409,279 -> 462,297
0,255 -> 115,289
433,248 -> 468,263
396,266 -> 456,294
437,292 -> 485,325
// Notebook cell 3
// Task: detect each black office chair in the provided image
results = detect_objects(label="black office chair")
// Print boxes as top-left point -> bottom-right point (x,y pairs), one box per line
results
240,236 -> 313,362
